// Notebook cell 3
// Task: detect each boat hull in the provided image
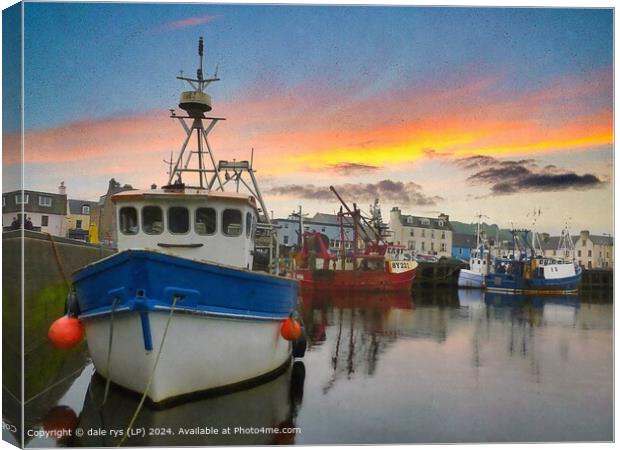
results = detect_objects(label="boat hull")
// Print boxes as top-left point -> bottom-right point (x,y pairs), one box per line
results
457,269 -> 485,289
72,250 -> 299,403
484,271 -> 582,294
294,267 -> 416,291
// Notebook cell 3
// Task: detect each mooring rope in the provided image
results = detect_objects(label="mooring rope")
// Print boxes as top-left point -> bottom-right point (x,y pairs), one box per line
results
116,296 -> 180,447
47,233 -> 69,288
101,297 -> 119,407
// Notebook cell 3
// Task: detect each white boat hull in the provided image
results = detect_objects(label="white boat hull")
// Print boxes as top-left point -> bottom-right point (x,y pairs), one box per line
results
457,269 -> 485,289
84,311 -> 292,403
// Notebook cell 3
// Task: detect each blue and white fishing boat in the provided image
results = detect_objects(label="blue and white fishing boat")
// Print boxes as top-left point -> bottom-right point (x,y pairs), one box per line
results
457,214 -> 491,289
484,228 -> 582,294
70,38 -> 301,404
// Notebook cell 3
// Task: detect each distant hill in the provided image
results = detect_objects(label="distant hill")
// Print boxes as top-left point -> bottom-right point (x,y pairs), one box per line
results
450,221 -> 513,241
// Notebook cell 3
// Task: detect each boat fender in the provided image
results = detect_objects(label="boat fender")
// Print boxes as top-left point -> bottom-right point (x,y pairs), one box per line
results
48,316 -> 84,349
292,331 -> 307,358
280,316 -> 302,341
64,289 -> 80,318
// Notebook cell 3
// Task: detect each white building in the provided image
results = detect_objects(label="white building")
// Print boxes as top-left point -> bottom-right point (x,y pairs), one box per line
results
2,183 -> 68,236
388,207 -> 453,257
541,230 -> 613,270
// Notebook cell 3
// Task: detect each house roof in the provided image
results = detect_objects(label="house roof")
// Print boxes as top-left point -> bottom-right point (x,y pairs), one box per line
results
2,190 -> 67,215
68,199 -> 98,215
398,214 -> 453,231
540,234 -> 613,250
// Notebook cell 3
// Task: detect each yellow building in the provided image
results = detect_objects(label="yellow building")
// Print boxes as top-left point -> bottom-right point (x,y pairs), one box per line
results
67,199 -> 98,241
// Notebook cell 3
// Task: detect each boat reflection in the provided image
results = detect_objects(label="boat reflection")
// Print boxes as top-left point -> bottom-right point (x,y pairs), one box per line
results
74,361 -> 305,446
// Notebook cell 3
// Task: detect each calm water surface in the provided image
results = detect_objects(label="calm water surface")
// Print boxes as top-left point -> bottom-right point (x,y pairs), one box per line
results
21,289 -> 613,446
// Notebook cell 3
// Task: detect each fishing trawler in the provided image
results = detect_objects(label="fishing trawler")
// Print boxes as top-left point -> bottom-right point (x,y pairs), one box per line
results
294,190 -> 417,291
484,228 -> 582,294
63,38 -> 302,404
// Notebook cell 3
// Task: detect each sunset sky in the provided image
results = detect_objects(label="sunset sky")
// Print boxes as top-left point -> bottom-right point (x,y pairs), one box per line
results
4,3 -> 613,234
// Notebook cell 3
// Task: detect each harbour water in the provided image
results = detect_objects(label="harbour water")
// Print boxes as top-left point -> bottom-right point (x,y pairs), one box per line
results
16,288 -> 612,446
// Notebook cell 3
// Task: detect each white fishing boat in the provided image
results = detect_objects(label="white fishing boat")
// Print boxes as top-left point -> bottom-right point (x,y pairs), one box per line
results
54,38 -> 304,405
457,214 -> 491,288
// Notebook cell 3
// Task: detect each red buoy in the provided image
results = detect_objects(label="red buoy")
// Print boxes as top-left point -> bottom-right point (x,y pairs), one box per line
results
280,317 -> 302,341
48,316 -> 84,349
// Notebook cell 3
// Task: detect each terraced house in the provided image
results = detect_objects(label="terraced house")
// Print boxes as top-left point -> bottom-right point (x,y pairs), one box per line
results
2,183 -> 68,236
388,207 -> 453,257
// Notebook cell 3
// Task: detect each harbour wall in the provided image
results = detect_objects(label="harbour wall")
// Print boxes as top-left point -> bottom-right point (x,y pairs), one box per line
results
2,230 -> 115,409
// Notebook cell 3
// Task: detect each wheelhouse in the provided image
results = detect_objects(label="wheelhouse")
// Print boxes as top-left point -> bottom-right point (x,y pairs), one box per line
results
112,189 -> 259,269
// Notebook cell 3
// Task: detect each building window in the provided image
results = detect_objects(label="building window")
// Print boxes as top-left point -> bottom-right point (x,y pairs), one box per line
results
82,205 -> 90,215
76,219 -> 82,229
15,194 -> 29,205
410,230 -> 414,237
407,217 -> 413,224
421,242 -> 425,251
284,235 -> 289,245
168,207 -> 189,234
441,231 -> 445,239
582,240 -> 586,247
431,242 -> 435,251
321,227 -> 326,232
588,261 -> 592,269
143,206 -> 164,235
421,230 -> 425,237
41,215 -> 49,227
223,209 -> 242,236
119,207 -> 138,235
195,208 -> 216,235
577,250 -> 582,257
588,250 -> 592,257
38,196 -> 53,207
440,243 -> 446,252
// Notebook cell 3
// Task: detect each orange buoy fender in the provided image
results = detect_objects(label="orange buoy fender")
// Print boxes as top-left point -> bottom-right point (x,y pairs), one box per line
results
48,316 -> 84,349
280,317 -> 302,341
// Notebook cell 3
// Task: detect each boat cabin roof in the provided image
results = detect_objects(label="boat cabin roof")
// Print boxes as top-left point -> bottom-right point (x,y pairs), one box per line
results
112,189 -> 258,210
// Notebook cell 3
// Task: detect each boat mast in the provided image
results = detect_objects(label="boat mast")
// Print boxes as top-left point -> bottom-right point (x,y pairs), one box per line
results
167,37 -> 224,190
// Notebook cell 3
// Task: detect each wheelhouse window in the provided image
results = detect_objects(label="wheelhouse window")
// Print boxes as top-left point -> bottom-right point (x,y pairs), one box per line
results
119,207 -> 138,235
142,206 -> 163,235
246,212 -> 253,238
196,208 -> 216,235
168,207 -> 189,234
223,209 -> 242,236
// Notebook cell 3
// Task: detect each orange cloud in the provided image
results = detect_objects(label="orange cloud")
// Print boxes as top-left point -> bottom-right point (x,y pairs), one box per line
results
19,67 -> 612,188
158,15 -> 216,32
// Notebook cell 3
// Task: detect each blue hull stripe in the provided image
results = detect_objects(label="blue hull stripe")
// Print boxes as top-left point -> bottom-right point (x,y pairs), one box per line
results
73,250 -> 298,321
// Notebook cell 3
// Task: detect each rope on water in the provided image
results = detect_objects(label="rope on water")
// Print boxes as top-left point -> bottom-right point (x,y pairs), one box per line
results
116,296 -> 180,447
48,232 -> 69,288
101,297 -> 119,407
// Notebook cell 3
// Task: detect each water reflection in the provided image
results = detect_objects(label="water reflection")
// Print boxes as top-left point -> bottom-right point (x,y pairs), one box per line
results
25,288 -> 612,446
76,361 -> 305,446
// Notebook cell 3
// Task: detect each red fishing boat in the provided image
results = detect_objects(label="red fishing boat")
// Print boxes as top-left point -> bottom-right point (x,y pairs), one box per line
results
293,187 -> 417,291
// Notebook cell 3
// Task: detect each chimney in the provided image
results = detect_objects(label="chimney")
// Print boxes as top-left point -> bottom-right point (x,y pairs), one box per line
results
58,181 -> 66,195
580,230 -> 590,241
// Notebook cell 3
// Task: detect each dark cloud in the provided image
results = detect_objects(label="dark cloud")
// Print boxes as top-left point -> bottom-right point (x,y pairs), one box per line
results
326,162 -> 382,175
455,155 -> 604,195
266,179 -> 444,206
